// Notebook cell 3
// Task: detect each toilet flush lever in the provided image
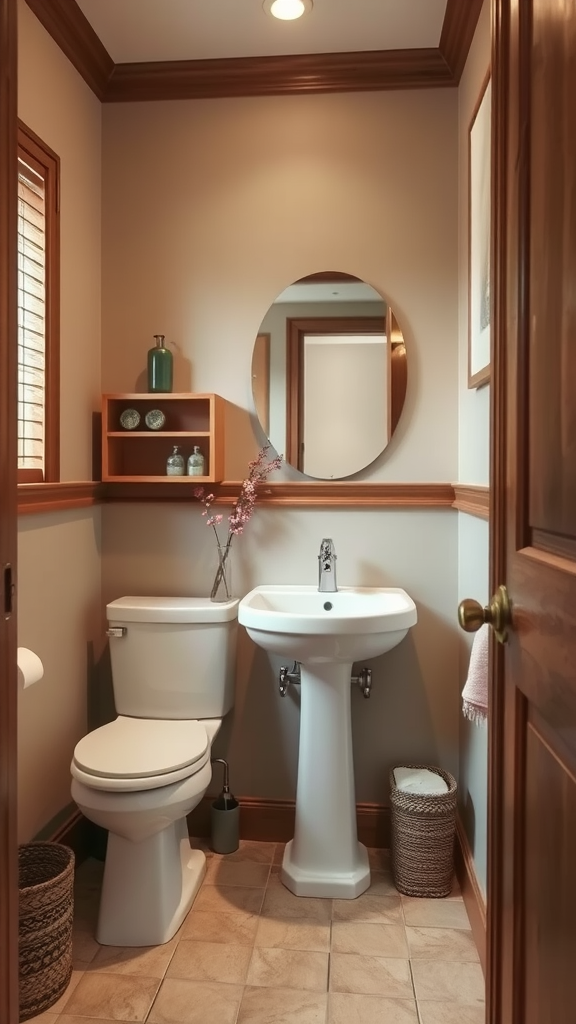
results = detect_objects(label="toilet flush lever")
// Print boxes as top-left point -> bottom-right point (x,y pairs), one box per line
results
106,627 -> 127,638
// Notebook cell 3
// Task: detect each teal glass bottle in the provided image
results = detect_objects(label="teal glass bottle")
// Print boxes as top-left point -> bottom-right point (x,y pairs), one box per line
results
147,334 -> 173,393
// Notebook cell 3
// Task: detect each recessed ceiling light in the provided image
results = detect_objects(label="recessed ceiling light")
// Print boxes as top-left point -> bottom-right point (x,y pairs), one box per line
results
263,0 -> 313,22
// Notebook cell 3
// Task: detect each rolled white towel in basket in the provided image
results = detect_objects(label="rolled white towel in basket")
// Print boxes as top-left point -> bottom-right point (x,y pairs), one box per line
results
462,622 -> 489,724
393,767 -> 449,795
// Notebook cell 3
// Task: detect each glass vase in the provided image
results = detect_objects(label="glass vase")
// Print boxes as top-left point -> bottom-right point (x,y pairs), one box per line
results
210,543 -> 233,602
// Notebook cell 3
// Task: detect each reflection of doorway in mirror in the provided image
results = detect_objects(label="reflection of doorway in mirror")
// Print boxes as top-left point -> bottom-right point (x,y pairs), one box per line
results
303,335 -> 387,479
252,333 -> 270,435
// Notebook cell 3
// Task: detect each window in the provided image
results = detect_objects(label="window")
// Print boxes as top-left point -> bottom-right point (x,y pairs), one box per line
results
17,122 -> 59,482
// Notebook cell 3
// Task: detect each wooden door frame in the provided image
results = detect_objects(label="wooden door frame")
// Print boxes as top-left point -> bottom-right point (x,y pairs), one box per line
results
488,0 -> 526,1019
0,0 -> 19,1020
285,316 -> 386,470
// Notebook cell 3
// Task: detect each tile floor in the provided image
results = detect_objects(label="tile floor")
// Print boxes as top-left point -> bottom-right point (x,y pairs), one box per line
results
30,840 -> 485,1024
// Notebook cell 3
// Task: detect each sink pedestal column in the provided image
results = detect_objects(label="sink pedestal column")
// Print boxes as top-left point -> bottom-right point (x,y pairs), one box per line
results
281,662 -> 370,899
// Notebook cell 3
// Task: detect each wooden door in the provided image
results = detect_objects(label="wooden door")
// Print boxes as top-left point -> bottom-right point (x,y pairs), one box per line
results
488,1 -> 576,1021
0,0 -> 19,1021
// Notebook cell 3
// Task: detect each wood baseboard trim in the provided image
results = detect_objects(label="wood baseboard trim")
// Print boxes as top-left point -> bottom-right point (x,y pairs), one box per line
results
46,808 -> 94,865
188,796 -> 390,848
454,815 -> 487,974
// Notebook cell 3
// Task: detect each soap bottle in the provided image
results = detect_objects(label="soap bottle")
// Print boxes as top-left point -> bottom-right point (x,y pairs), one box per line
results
187,445 -> 205,477
147,334 -> 173,393
166,445 -> 185,476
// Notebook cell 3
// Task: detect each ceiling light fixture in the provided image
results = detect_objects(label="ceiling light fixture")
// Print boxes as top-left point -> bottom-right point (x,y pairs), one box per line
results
263,0 -> 313,22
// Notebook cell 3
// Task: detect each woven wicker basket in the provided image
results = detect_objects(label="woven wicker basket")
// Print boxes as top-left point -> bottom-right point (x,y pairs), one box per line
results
390,764 -> 457,898
18,842 -> 75,1022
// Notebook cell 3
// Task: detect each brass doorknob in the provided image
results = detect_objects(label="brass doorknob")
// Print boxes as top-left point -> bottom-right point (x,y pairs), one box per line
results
458,585 -> 512,644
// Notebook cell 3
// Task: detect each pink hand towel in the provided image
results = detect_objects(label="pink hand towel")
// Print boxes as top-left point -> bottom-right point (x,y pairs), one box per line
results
462,622 -> 489,724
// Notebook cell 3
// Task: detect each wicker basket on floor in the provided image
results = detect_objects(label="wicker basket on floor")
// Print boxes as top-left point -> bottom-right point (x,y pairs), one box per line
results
18,842 -> 75,1022
390,765 -> 457,898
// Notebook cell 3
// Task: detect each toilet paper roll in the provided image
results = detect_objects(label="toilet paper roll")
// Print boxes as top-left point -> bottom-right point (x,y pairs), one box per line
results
17,647 -> 44,690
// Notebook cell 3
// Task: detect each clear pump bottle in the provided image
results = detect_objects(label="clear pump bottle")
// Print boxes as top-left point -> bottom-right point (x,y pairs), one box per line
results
187,445 -> 205,477
166,445 -> 185,476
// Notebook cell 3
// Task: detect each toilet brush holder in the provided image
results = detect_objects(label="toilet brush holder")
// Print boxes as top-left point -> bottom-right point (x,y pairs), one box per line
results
210,758 -> 239,855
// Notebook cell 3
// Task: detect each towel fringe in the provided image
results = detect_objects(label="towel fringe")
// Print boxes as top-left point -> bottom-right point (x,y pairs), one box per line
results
462,700 -> 487,725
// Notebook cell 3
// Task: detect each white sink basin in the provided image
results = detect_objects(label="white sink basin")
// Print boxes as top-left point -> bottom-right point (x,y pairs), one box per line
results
238,583 -> 417,900
238,585 -> 417,663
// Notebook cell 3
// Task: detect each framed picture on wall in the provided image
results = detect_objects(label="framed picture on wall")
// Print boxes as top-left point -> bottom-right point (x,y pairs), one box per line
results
468,73 -> 491,389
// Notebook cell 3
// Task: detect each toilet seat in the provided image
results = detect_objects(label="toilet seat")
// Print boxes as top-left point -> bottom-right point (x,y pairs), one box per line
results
71,716 -> 210,793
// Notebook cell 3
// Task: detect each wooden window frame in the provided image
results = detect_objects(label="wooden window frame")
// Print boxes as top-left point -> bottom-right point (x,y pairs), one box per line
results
17,120 -> 60,483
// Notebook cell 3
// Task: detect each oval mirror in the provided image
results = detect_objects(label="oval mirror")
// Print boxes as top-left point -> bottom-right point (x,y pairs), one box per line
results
252,272 -> 407,479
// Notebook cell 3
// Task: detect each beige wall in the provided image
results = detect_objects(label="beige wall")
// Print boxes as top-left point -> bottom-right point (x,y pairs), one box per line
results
457,0 -> 491,897
17,0 -> 103,841
100,89 -> 461,805
101,90 -> 458,481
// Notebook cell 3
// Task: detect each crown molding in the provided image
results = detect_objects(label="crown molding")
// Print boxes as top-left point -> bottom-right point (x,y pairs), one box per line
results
25,0 -> 484,103
24,0 -> 113,100
105,48 -> 452,103
439,0 -> 486,84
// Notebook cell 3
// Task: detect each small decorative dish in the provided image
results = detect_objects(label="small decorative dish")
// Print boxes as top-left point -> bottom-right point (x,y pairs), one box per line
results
119,408 -> 140,430
145,408 -> 166,431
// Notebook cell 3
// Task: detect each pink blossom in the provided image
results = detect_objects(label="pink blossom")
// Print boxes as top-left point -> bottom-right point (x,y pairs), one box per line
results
194,444 -> 283,590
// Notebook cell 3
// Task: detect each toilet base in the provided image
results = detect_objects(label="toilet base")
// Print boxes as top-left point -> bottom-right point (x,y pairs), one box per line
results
96,817 -> 205,946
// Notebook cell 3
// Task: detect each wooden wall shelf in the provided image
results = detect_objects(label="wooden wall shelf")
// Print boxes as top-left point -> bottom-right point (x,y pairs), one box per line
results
101,393 -> 225,483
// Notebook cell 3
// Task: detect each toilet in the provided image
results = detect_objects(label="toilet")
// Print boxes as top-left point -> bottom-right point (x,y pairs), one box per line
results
70,595 -> 238,947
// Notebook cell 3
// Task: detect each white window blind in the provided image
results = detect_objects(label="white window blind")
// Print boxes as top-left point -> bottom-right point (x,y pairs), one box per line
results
17,156 -> 46,475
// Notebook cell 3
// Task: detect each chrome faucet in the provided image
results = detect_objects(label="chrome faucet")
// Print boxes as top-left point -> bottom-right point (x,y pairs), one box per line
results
318,538 -> 337,592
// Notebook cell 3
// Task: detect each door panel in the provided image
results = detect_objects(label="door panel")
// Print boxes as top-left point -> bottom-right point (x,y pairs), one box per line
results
490,0 -> 576,1021
0,0 -> 19,1021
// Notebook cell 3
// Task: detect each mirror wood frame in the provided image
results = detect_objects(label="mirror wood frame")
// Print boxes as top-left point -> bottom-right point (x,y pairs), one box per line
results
257,271 -> 408,482
286,315 -> 387,472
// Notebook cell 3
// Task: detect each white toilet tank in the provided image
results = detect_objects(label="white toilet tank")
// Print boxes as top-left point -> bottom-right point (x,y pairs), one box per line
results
106,597 -> 238,720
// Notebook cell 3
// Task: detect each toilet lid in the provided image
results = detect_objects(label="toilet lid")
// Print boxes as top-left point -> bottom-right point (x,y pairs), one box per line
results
73,717 -> 208,780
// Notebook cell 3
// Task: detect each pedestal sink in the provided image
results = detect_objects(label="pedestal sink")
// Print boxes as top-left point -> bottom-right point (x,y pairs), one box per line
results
238,585 -> 417,898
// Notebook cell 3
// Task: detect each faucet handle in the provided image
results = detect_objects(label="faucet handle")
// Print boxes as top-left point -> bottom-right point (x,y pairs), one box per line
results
319,538 -> 336,564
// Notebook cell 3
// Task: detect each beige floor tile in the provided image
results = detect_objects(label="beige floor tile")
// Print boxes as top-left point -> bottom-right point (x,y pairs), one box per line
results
261,881 -> 332,924
367,870 -> 399,896
88,936 -> 178,977
189,836 -> 214,856
273,843 -> 286,866
22,1013 -> 60,1023
60,971 -> 160,1020
43,969 -> 84,1013
406,926 -> 480,962
58,1018 -> 129,1024
329,952 -> 413,999
213,840 -> 276,864
401,898 -> 471,930
332,893 -> 402,925
417,1000 -> 485,1024
237,985 -> 328,1024
148,978 -> 243,1024
166,938 -> 252,984
247,946 -> 329,992
180,907 -> 259,944
367,848 -> 391,871
411,960 -> 485,1004
328,992 -> 419,1024
58,1018 -> 127,1023
331,921 -> 409,958
255,917 -> 330,952
72,925 -> 101,965
204,858 -> 271,887
193,883 -> 265,916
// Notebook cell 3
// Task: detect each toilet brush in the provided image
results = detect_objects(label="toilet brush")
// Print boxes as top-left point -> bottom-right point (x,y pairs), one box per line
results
210,758 -> 239,854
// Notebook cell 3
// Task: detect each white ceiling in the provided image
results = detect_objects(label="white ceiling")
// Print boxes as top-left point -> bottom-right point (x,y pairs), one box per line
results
75,0 -> 449,64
